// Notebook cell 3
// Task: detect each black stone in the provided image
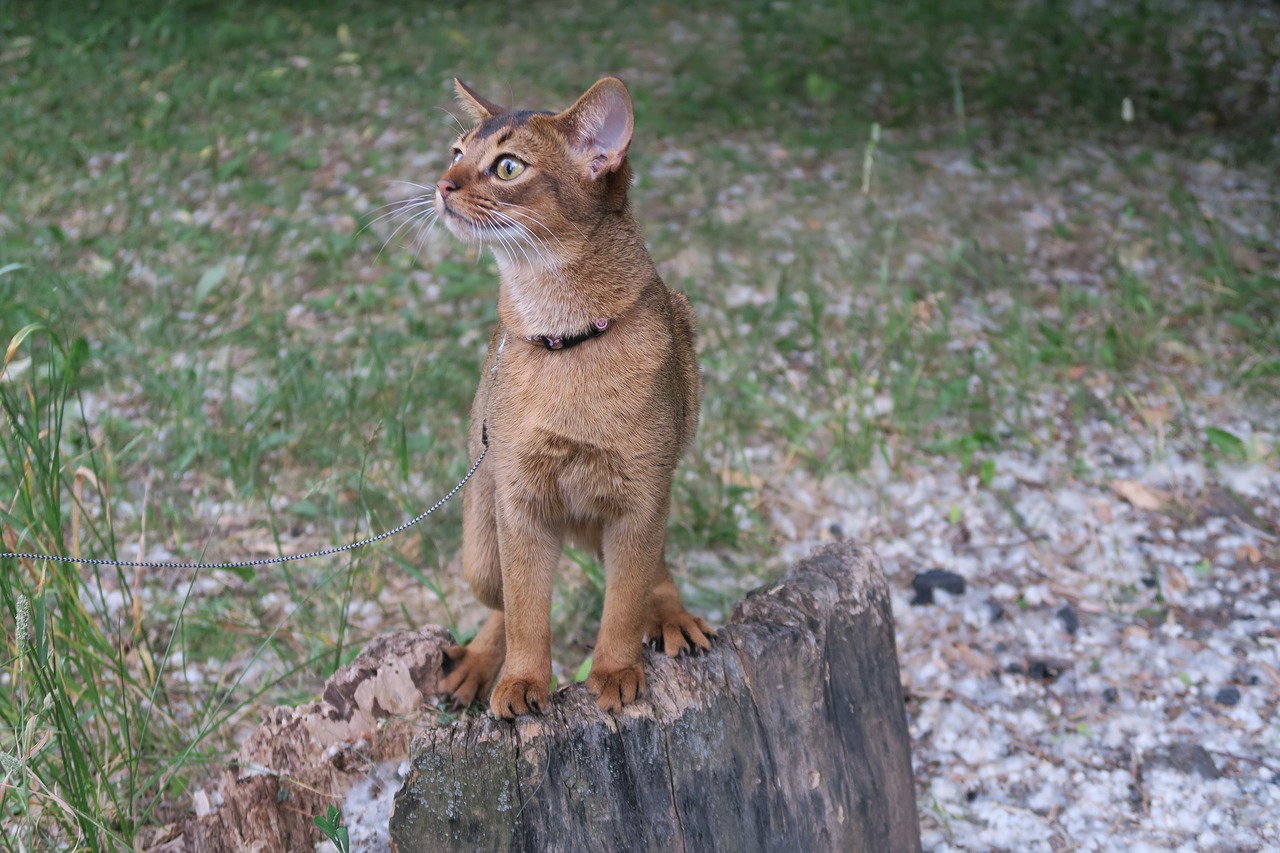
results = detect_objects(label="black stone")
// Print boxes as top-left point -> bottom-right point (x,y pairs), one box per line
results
986,599 -> 1006,623
1103,687 -> 1119,704
1142,744 -> 1221,780
911,569 -> 966,605
1056,605 -> 1079,635
1214,686 -> 1241,706
1025,659 -> 1069,682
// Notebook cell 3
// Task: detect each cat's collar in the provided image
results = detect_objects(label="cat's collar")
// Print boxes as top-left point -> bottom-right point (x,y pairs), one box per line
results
527,318 -> 611,351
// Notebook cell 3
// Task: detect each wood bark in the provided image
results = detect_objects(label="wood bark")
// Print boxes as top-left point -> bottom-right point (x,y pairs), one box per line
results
391,539 -> 921,853
181,627 -> 454,853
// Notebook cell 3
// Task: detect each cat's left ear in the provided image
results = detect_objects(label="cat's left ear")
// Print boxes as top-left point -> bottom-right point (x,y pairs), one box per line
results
453,78 -> 506,123
557,77 -> 634,181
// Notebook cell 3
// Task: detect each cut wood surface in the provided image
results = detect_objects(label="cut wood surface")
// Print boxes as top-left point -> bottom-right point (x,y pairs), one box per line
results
392,539 -> 921,853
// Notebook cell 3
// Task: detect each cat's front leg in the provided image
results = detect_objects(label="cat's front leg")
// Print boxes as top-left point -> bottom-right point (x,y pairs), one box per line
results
587,508 -> 666,712
488,504 -> 560,718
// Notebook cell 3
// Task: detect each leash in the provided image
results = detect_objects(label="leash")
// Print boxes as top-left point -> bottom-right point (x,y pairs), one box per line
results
0,428 -> 487,570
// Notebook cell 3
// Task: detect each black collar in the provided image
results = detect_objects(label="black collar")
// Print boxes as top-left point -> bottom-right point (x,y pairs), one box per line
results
527,318 -> 611,351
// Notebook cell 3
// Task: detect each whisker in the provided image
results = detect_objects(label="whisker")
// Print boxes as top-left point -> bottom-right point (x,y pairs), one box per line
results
388,179 -> 439,193
436,106 -> 469,135
487,210 -> 552,268
379,207 -> 435,262
410,211 -> 441,266
360,196 -> 432,238
493,201 -> 571,245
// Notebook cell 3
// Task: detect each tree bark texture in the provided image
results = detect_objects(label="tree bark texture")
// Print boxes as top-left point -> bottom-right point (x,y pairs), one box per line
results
390,539 -> 921,853
181,627 -> 454,853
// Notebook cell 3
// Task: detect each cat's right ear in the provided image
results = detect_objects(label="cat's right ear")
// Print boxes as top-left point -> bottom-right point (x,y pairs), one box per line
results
453,78 -> 506,123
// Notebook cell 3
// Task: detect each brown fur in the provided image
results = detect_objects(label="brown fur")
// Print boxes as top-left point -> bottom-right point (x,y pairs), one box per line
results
434,77 -> 713,718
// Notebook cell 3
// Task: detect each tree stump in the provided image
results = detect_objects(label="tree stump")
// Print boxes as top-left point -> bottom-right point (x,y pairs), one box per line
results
391,539 -> 921,853
181,628 -> 455,853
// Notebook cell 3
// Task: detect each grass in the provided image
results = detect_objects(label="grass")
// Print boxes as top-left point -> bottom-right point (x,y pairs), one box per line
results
2,0 -> 1277,847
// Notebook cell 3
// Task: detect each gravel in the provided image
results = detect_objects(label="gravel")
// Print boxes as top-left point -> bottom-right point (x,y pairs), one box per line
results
768,383 -> 1280,851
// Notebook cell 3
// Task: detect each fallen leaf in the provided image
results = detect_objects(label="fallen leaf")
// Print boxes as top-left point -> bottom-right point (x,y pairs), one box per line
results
1237,545 -> 1262,565
1163,564 -> 1189,602
719,468 -> 763,490
1111,479 -> 1170,511
947,642 -> 998,677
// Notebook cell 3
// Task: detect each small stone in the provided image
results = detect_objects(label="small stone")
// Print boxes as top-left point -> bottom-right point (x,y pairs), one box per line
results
986,599 -> 1006,623
1103,687 -> 1119,704
1142,744 -> 1221,780
1025,659 -> 1070,682
1056,605 -> 1079,635
828,523 -> 844,540
911,569 -> 966,606
1214,686 -> 1241,706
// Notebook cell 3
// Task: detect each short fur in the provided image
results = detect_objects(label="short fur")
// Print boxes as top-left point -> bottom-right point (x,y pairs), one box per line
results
435,77 -> 714,718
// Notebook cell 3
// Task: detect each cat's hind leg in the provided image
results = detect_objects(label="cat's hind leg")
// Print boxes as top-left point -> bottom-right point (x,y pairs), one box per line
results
646,561 -> 715,657
441,610 -> 505,707
440,456 -> 506,707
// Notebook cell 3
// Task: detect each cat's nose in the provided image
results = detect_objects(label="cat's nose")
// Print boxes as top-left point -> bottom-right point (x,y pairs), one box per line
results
437,179 -> 458,198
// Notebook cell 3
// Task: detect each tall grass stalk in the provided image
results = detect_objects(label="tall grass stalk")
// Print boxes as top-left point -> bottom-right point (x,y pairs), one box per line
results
0,327 -> 231,847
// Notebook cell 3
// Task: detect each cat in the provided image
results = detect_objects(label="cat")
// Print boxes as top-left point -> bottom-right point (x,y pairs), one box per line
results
434,77 -> 714,718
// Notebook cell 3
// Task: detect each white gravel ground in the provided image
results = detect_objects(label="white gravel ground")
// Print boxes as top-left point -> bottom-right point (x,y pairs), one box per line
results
798,391 -> 1280,852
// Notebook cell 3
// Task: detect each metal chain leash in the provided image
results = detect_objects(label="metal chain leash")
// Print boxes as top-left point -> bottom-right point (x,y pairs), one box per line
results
0,431 -> 487,570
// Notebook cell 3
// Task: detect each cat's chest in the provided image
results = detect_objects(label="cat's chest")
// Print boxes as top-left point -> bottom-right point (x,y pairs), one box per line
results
486,331 -> 675,449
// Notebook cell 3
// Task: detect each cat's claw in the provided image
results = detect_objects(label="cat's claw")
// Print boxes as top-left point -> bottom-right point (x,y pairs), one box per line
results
587,663 -> 646,713
489,676 -> 551,719
646,613 -> 716,657
440,644 -> 502,709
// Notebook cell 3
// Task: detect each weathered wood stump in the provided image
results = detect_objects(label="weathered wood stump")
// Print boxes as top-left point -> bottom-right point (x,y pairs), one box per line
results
391,540 -> 921,853
181,628 -> 455,853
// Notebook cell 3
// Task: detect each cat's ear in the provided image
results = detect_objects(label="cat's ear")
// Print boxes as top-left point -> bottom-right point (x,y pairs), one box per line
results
453,78 -> 506,123
557,77 -> 634,181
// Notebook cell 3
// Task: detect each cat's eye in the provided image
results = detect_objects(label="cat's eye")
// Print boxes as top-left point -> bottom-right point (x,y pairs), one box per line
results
494,157 -> 525,181
451,148 -> 463,163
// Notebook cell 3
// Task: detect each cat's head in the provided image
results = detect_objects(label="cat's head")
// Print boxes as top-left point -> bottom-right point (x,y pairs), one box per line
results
434,77 -> 634,266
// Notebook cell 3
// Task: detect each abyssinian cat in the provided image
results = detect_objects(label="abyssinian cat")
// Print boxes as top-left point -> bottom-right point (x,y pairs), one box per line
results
434,77 -> 714,718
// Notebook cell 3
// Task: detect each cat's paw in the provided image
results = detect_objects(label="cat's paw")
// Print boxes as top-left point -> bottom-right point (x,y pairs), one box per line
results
440,644 -> 502,708
489,675 -> 551,719
646,608 -> 716,658
586,662 -> 646,713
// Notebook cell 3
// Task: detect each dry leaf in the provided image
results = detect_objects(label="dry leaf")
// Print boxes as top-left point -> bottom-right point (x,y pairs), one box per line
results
947,642 -> 998,677
719,468 -> 763,491
1237,545 -> 1262,565
1163,565 -> 1189,603
193,789 -> 213,818
1140,403 -> 1171,429
1111,479 -> 1170,512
